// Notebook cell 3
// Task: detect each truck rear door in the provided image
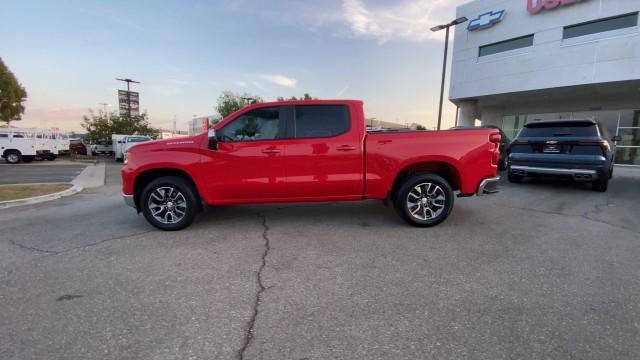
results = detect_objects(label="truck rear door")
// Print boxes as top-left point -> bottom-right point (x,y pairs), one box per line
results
284,104 -> 363,199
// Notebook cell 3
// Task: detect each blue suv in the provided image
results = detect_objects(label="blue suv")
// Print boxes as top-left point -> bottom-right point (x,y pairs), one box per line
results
508,120 -> 619,192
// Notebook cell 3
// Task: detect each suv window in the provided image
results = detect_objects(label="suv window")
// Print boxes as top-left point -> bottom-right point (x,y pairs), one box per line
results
127,137 -> 150,143
294,105 -> 349,138
219,107 -> 282,142
519,123 -> 599,137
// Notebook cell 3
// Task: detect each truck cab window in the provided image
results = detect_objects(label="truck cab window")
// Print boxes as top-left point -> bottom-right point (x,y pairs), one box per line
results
294,105 -> 349,138
219,107 -> 282,142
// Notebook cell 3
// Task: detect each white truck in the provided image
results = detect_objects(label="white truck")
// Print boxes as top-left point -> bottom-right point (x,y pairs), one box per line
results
113,134 -> 152,161
0,130 -> 38,164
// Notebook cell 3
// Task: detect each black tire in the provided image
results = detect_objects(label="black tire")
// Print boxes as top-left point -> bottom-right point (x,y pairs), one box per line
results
593,174 -> 609,192
46,154 -> 57,161
393,173 -> 454,227
499,155 -> 508,171
140,176 -> 198,231
5,150 -> 22,164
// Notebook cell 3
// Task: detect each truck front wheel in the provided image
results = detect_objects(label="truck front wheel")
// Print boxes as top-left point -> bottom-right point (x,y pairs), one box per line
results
394,173 -> 454,227
140,176 -> 198,231
5,150 -> 22,164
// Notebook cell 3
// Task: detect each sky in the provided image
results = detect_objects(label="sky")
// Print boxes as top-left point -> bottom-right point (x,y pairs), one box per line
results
1,0 -> 469,132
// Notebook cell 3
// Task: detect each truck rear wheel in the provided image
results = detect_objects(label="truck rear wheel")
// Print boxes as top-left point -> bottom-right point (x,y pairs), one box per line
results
140,176 -> 198,231
394,173 -> 454,227
5,150 -> 22,164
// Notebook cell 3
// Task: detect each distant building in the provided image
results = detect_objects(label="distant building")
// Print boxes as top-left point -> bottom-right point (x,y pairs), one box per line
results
189,116 -> 220,136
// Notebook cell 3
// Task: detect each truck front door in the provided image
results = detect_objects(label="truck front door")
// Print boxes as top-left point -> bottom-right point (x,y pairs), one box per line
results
202,106 -> 287,202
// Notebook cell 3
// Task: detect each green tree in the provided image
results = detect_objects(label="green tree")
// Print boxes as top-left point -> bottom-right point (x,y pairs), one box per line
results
415,124 -> 427,131
216,91 -> 263,118
0,57 -> 28,125
81,111 -> 158,144
276,93 -> 315,101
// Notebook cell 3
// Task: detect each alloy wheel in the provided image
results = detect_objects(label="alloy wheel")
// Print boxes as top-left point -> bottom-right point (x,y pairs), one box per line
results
147,187 -> 187,224
406,182 -> 446,221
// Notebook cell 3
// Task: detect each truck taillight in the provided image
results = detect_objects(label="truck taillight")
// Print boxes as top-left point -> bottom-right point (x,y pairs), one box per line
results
490,133 -> 501,166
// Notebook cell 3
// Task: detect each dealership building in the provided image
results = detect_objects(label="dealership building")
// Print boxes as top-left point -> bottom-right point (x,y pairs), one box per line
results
450,0 -> 640,165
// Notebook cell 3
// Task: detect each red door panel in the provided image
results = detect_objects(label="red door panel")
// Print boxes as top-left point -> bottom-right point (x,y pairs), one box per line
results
284,104 -> 363,199
202,141 -> 286,202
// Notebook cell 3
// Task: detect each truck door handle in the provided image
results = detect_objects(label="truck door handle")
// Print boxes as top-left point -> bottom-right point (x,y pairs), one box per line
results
336,145 -> 356,151
261,148 -> 281,154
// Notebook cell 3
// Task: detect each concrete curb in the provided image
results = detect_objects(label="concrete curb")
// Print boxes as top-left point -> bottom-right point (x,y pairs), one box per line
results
0,184 -> 83,209
0,161 -> 106,209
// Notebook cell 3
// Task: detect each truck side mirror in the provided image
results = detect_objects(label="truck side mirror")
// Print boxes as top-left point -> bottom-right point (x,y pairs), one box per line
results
612,135 -> 622,142
208,129 -> 218,150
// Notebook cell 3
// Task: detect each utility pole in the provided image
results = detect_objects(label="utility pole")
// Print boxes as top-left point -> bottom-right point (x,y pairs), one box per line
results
430,16 -> 468,130
97,102 -> 110,117
116,78 -> 140,119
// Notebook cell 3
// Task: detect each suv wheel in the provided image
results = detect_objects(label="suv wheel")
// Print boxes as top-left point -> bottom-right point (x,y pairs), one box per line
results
394,173 -> 454,227
140,176 -> 198,231
5,150 -> 22,164
593,175 -> 609,192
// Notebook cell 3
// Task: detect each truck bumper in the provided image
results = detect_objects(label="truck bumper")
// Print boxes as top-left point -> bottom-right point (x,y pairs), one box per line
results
510,165 -> 599,181
477,176 -> 500,196
122,193 -> 136,208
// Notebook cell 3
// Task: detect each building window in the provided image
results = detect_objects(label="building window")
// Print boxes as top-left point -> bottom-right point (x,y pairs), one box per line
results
563,12 -> 639,39
479,34 -> 534,57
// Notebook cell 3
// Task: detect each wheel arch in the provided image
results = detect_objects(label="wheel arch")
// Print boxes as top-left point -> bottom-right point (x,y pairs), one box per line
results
389,160 -> 461,200
3,148 -> 22,157
133,168 -> 201,210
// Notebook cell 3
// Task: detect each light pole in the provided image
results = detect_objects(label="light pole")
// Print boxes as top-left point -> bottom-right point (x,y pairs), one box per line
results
116,78 -> 141,119
97,102 -> 111,117
430,16 -> 467,131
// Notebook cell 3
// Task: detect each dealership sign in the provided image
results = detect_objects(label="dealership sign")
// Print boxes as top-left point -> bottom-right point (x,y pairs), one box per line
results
118,90 -> 140,117
527,0 -> 586,14
468,10 -> 506,31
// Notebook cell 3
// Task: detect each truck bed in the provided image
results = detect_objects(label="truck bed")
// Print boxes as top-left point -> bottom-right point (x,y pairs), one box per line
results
364,129 -> 499,198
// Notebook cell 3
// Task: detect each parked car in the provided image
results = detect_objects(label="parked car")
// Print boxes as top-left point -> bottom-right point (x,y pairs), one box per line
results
121,100 -> 502,230
451,125 -> 511,170
89,142 -> 114,156
508,119 -> 619,192
113,135 -> 152,161
69,139 -> 87,155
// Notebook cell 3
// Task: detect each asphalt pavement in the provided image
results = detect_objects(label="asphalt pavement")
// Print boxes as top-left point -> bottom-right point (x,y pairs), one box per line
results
1,162 -> 639,359
0,163 -> 86,184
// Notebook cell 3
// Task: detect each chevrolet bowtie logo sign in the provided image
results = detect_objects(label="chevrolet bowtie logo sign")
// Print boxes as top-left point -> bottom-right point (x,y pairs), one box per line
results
467,10 -> 506,31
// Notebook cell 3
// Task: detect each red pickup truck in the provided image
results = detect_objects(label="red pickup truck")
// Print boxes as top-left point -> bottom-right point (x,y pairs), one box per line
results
122,100 -> 500,230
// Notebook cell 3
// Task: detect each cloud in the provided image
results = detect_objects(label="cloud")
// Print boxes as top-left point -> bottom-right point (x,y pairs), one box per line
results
342,0 -> 465,42
149,79 -> 194,97
234,81 -> 248,88
257,74 -> 298,88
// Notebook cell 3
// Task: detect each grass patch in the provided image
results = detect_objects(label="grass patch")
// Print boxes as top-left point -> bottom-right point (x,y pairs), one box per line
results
0,184 -> 71,202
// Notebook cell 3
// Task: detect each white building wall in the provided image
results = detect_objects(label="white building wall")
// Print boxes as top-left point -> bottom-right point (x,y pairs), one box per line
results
450,0 -> 640,101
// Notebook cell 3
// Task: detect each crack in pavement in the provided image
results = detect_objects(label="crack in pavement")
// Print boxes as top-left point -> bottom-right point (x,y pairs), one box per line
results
503,203 -> 640,236
9,239 -> 59,254
8,230 -> 154,256
238,213 -> 272,360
